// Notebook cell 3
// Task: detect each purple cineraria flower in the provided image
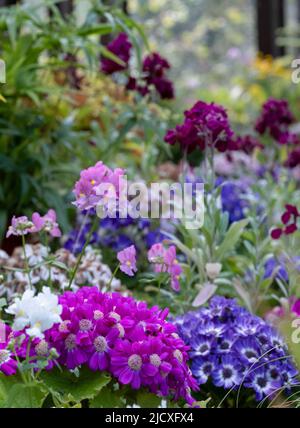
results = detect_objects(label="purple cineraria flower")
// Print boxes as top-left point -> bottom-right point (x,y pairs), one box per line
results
213,355 -> 242,389
148,243 -> 182,292
117,245 -> 137,277
175,296 -> 298,402
6,216 -> 35,238
32,209 -> 61,237
191,356 -> 217,385
245,368 -> 279,402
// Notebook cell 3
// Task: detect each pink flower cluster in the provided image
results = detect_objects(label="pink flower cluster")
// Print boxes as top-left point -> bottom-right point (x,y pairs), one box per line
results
6,210 -> 61,238
148,243 -> 182,292
271,205 -> 300,240
164,100 -> 234,153
0,288 -> 197,404
73,161 -> 126,212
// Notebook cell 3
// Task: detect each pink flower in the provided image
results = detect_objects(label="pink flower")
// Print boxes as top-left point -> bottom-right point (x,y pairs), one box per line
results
148,244 -> 182,292
73,161 -> 127,213
6,216 -> 35,238
117,245 -> 137,277
32,209 -> 61,237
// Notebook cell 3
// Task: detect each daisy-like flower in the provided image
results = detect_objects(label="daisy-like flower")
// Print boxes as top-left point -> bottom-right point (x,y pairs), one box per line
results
111,340 -> 155,389
175,296 -> 298,402
89,328 -> 119,371
117,245 -> 137,277
191,356 -> 217,385
32,209 -> 61,237
6,216 -> 35,238
213,355 -> 242,389
245,369 -> 279,401
0,347 -> 17,376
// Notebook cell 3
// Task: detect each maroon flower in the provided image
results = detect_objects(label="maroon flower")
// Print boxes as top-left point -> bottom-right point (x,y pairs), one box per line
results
232,135 -> 264,155
285,147 -> 300,169
164,100 -> 234,153
255,98 -> 296,145
271,204 -> 299,239
101,33 -> 132,75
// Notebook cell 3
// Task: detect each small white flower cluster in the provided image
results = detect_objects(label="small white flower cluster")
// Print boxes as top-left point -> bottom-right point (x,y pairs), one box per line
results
0,244 -> 122,301
6,287 -> 62,339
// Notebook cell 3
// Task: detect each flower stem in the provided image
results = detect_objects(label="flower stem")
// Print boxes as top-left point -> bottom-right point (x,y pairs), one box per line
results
21,235 -> 32,290
67,218 -> 98,290
107,264 -> 120,290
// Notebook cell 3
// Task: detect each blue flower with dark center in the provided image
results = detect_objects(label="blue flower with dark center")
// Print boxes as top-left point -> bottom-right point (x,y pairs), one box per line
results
234,337 -> 261,364
175,296 -> 298,402
191,356 -> 217,385
213,355 -> 242,389
190,336 -> 214,358
245,368 -> 279,401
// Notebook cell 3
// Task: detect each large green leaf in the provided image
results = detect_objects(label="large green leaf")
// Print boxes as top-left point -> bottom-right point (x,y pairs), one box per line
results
5,383 -> 46,408
90,387 -> 126,408
41,367 -> 111,403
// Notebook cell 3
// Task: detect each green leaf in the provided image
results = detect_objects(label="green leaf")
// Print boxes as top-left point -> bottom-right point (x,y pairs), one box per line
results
215,219 -> 249,261
41,367 -> 111,403
5,383 -> 46,408
135,390 -> 162,408
90,386 -> 126,408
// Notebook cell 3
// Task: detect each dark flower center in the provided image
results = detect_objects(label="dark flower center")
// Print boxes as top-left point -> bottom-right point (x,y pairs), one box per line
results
257,377 -> 267,388
223,368 -> 233,379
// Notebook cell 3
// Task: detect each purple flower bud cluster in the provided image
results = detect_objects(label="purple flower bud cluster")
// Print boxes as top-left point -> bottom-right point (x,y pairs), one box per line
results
128,53 -> 174,99
175,296 -> 298,402
285,147 -> 300,169
100,33 -> 174,99
0,288 -> 197,403
164,101 -> 234,153
255,98 -> 298,145
101,33 -> 132,75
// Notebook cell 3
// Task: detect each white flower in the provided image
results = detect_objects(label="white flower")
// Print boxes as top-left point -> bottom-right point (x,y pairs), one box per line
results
205,262 -> 222,280
6,287 -> 62,339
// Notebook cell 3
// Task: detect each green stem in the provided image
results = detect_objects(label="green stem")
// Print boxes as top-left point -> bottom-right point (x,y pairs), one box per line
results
67,218 -> 98,290
107,264 -> 120,290
21,235 -> 33,290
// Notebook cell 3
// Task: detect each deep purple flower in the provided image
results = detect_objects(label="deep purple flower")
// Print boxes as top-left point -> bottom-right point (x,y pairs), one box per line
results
164,101 -> 234,153
255,98 -> 296,145
285,147 -> 300,168
101,33 -> 132,75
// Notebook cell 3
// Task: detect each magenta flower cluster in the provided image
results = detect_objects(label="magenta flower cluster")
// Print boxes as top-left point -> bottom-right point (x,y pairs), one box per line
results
6,209 -> 61,238
101,33 -> 174,99
164,100 -> 234,153
255,98 -> 298,145
1,288 -> 197,404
